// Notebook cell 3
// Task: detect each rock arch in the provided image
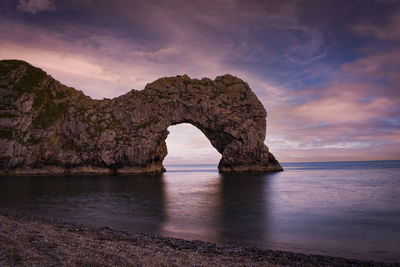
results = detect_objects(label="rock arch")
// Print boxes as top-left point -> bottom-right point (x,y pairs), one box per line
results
163,123 -> 220,165
0,60 -> 282,174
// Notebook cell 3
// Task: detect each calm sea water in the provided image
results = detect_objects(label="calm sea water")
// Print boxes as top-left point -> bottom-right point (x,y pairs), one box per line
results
0,161 -> 399,262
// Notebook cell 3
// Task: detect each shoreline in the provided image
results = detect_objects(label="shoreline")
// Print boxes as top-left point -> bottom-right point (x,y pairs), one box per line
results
0,211 -> 397,266
0,164 -> 283,176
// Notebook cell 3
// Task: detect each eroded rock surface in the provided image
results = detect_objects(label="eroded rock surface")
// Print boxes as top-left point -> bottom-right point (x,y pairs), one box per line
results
0,60 -> 282,174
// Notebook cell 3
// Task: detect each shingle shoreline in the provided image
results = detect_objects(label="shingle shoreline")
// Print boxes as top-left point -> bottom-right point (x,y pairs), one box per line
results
0,211 -> 398,266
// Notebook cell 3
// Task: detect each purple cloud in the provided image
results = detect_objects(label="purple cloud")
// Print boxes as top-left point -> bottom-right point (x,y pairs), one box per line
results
1,0 -> 399,163
17,0 -> 55,14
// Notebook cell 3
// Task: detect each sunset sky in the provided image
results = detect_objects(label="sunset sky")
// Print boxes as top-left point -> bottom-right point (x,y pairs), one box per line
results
1,0 -> 399,163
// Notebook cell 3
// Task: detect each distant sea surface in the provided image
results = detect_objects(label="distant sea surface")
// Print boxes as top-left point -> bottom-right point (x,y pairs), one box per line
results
0,161 -> 399,262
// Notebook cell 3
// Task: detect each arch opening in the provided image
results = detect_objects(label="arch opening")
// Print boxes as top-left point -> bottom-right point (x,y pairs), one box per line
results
163,123 -> 221,169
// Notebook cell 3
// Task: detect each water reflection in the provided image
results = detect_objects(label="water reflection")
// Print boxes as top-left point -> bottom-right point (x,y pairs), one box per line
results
160,171 -> 221,240
0,174 -> 166,233
1,161 -> 399,262
159,171 -> 272,248
217,173 -> 271,247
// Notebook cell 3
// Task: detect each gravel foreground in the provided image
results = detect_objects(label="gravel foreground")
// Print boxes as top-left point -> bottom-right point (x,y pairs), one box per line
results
0,212 -> 398,267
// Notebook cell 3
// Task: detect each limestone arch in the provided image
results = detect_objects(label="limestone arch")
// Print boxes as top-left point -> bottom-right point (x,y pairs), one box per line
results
0,60 -> 282,174
130,74 -> 283,173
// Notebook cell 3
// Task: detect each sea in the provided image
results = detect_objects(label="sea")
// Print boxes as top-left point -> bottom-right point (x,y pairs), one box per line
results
0,160 -> 399,262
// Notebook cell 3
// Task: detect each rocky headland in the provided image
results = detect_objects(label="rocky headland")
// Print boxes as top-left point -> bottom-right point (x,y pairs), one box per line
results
0,60 -> 282,175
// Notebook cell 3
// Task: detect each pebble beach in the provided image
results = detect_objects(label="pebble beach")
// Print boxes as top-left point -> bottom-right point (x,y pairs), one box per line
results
0,212 -> 397,267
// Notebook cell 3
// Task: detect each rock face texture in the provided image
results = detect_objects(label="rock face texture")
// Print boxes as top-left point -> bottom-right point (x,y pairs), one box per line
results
0,60 -> 282,175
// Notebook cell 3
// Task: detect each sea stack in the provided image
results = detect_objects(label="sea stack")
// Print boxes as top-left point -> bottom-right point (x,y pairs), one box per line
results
0,60 -> 282,175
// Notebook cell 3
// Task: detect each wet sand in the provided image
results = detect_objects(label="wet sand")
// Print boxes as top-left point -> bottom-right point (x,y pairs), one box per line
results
0,212 -> 397,266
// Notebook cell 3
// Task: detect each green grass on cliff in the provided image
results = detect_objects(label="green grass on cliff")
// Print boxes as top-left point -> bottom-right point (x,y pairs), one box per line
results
0,60 -> 33,76
1,60 -> 68,129
0,113 -> 17,118
9,63 -> 47,94
0,129 -> 13,140
27,136 -> 41,145
137,118 -> 161,129
62,139 -> 82,152
32,101 -> 68,129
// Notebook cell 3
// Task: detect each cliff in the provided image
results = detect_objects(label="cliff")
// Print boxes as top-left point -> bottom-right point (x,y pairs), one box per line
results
0,60 -> 282,175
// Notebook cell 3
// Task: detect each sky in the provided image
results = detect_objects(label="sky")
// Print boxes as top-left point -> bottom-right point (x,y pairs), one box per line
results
0,0 -> 399,163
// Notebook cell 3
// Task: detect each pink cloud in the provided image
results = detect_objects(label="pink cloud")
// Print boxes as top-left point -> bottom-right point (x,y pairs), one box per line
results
263,11 -> 400,162
265,75 -> 400,162
2,1 -> 399,163
164,124 -> 221,164
340,50 -> 400,94
292,91 -> 394,124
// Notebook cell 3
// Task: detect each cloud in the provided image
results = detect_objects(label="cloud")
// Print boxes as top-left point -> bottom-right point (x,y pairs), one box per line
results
261,6 -> 400,162
0,41 -> 131,99
17,0 -> 55,14
266,77 -> 400,162
2,0 -> 400,162
0,11 -> 287,100
352,10 -> 400,40
164,124 -> 221,164
340,50 -> 400,96
292,91 -> 394,124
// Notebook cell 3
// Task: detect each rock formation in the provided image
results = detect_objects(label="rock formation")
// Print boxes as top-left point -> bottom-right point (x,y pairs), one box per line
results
0,60 -> 282,175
